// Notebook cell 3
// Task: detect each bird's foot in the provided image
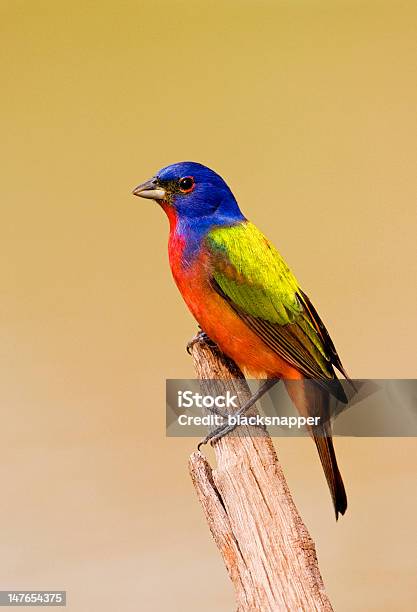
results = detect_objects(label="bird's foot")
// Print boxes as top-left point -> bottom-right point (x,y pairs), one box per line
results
186,329 -> 216,355
197,378 -> 279,451
197,415 -> 267,451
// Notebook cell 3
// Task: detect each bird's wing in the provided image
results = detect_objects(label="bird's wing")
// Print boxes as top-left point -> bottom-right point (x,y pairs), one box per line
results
205,221 -> 347,399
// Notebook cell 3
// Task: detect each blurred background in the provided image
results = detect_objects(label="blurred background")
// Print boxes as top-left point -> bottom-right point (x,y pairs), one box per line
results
1,1 -> 416,610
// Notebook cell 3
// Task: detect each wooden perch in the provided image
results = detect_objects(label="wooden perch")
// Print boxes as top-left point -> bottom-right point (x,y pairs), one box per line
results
188,338 -> 333,612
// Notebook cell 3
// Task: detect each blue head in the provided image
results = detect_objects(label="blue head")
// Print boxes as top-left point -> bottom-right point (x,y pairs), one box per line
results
132,161 -> 245,228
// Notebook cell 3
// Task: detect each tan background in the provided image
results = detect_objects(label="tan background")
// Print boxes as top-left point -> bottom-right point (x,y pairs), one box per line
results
1,1 -> 416,610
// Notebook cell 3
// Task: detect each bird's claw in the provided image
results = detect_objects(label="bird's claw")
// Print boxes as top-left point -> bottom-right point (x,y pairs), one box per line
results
196,416 -> 268,452
197,424 -> 229,451
186,330 -> 215,354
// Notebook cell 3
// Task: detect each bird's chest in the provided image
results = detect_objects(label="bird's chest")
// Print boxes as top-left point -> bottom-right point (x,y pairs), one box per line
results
168,232 -> 212,317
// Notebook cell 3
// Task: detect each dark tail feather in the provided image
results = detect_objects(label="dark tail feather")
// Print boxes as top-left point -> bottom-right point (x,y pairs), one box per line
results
284,379 -> 348,519
313,427 -> 347,519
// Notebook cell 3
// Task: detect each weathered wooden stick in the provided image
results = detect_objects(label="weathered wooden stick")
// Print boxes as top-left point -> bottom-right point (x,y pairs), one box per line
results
188,338 -> 333,612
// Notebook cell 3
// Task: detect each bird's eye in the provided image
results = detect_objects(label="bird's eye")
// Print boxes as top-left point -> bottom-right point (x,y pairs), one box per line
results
178,176 -> 195,193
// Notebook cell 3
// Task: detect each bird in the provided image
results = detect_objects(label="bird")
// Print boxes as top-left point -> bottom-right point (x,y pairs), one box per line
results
133,161 -> 350,518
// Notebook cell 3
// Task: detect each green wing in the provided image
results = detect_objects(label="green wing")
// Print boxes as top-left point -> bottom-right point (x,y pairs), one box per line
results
206,222 -> 348,397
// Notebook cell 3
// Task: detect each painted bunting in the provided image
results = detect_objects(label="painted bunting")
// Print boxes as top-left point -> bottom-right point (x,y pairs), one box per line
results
133,161 -> 349,518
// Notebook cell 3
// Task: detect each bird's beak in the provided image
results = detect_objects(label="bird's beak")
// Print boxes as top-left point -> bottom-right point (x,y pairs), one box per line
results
132,177 -> 166,200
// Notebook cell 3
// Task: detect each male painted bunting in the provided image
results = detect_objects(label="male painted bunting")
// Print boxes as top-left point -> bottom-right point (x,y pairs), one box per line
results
133,161 -> 349,518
